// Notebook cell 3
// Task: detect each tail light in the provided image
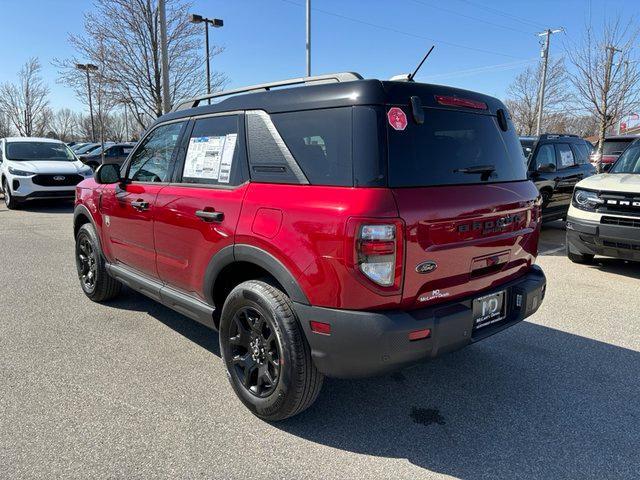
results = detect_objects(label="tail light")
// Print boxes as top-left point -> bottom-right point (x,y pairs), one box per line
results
347,219 -> 404,293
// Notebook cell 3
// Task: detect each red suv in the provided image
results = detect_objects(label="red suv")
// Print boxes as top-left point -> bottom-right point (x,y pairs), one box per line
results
74,73 -> 546,420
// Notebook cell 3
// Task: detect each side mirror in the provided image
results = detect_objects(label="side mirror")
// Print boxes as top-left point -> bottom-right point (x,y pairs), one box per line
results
602,163 -> 613,173
538,163 -> 556,173
94,163 -> 122,184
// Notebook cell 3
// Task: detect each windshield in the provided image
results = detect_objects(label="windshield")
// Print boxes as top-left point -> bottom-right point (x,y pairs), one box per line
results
6,142 -> 76,162
75,144 -> 98,154
388,108 -> 527,187
520,139 -> 535,158
610,143 -> 640,174
603,140 -> 634,156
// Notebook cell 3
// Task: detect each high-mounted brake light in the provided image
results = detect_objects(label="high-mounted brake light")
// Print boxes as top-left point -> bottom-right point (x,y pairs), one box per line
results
435,95 -> 487,110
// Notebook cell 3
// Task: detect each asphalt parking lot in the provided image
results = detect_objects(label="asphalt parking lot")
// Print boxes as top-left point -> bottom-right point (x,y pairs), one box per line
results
1,199 -> 639,479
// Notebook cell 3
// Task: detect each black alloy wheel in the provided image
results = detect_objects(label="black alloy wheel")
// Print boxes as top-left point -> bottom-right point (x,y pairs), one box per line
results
228,306 -> 281,398
77,235 -> 98,293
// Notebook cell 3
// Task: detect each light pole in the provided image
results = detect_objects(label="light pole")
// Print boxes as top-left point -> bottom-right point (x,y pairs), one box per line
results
306,0 -> 311,76
159,0 -> 171,114
76,63 -> 98,142
190,14 -> 223,97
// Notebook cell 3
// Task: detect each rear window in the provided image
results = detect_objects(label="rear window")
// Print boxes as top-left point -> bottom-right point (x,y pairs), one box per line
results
603,140 -> 634,155
388,108 -> 527,187
6,141 -> 75,162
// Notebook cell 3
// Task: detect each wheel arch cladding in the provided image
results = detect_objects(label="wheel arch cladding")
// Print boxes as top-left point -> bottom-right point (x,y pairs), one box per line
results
204,244 -> 311,310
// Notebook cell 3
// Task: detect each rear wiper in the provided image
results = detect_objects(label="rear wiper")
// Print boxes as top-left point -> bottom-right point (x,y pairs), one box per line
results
454,164 -> 496,174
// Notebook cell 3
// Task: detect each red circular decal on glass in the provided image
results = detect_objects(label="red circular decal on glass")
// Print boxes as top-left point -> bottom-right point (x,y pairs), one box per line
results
387,107 -> 408,131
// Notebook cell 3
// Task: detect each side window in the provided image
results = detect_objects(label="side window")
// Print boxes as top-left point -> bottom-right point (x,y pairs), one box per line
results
556,143 -> 576,169
271,108 -> 353,186
571,142 -> 589,165
127,122 -> 185,183
180,115 -> 243,186
533,144 -> 556,172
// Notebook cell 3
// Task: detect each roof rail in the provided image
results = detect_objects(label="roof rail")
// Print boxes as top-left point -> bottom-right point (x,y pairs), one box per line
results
172,72 -> 363,112
539,133 -> 580,139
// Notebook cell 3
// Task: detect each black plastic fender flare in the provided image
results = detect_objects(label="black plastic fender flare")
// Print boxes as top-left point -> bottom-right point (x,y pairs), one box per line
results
203,244 -> 310,307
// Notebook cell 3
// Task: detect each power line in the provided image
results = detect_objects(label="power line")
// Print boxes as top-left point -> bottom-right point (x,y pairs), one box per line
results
408,0 -> 533,36
279,0 -> 527,60
423,58 -> 538,81
456,0 -> 547,30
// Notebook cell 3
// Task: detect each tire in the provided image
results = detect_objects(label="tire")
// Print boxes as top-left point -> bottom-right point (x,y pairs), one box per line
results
566,243 -> 594,264
75,223 -> 121,301
219,280 -> 323,421
2,179 -> 21,210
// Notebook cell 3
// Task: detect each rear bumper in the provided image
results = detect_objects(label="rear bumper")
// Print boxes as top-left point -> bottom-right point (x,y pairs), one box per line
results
295,265 -> 546,378
567,216 -> 640,261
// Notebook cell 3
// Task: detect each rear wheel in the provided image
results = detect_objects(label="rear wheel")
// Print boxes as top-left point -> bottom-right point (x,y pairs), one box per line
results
75,223 -> 121,301
566,243 -> 594,264
2,179 -> 20,210
219,280 -> 323,421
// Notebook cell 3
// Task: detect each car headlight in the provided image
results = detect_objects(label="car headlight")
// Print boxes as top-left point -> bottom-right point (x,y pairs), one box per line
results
573,188 -> 603,211
79,166 -> 94,176
8,166 -> 36,176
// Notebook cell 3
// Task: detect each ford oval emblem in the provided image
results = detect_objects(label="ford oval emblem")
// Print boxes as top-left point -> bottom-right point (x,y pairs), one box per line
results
53,176 -> 65,181
416,261 -> 437,274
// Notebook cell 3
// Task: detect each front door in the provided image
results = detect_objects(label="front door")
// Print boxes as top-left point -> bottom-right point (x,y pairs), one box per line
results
99,121 -> 187,278
154,114 -> 249,300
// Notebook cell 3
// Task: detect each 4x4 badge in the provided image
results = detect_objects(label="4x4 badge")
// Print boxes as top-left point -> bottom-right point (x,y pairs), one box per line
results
416,261 -> 437,274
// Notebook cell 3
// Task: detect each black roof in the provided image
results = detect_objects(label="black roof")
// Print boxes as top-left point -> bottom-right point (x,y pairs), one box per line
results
156,78 -> 508,127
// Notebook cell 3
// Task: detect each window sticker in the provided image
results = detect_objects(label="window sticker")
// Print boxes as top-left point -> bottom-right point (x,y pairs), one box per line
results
183,134 -> 237,181
218,134 -> 237,184
560,149 -> 574,167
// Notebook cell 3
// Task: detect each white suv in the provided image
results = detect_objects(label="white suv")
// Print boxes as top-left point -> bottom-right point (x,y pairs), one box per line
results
567,138 -> 640,263
0,137 -> 93,209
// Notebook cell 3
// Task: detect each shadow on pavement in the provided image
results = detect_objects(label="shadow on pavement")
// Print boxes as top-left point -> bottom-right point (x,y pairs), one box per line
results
277,322 -> 639,479
583,257 -> 640,280
103,286 -> 639,478
10,198 -> 75,214
105,287 -> 221,356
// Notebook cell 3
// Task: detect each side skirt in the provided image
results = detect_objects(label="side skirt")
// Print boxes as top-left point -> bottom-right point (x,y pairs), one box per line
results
106,263 -> 216,329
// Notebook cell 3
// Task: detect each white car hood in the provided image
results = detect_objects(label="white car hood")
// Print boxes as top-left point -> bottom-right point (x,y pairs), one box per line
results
577,173 -> 640,194
9,160 -> 84,174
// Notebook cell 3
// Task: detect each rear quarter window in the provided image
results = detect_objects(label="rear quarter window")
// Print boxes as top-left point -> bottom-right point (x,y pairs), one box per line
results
270,108 -> 353,186
388,107 -> 527,187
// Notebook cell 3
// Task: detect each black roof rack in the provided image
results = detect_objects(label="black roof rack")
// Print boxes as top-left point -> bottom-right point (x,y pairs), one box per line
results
172,72 -> 363,112
539,133 -> 580,139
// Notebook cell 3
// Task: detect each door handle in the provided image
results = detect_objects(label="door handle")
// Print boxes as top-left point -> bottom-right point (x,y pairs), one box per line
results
196,210 -> 224,223
131,200 -> 149,211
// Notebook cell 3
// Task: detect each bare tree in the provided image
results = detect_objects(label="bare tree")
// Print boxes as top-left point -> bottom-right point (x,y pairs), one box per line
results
56,0 -> 226,130
0,58 -> 50,137
49,108 -> 79,141
505,58 -> 571,135
0,112 -> 12,138
566,16 -> 640,170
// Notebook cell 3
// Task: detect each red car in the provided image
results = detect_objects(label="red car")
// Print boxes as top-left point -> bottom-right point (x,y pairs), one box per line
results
590,135 -> 640,166
73,73 -> 546,420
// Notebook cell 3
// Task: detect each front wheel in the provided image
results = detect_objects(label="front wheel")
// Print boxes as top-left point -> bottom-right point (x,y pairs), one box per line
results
75,223 -> 122,301
3,179 -> 20,210
219,280 -> 323,421
566,243 -> 594,264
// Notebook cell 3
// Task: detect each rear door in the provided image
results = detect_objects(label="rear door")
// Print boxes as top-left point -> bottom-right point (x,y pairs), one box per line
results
553,143 -> 580,211
386,104 -> 539,309
154,113 -> 248,300
99,121 -> 187,278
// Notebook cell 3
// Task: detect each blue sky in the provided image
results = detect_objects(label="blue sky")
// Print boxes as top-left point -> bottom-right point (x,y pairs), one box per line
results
0,0 -> 637,112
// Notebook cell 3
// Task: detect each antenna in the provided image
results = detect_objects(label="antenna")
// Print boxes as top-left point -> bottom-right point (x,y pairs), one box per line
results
408,45 -> 435,82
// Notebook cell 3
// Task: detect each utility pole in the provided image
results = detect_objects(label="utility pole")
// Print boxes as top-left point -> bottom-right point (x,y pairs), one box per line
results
306,0 -> 311,76
535,28 -> 563,136
159,0 -> 171,114
596,44 -> 623,172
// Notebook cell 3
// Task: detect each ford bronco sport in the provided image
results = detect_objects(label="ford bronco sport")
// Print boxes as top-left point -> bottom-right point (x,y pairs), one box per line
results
74,72 -> 547,421
567,137 -> 640,263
